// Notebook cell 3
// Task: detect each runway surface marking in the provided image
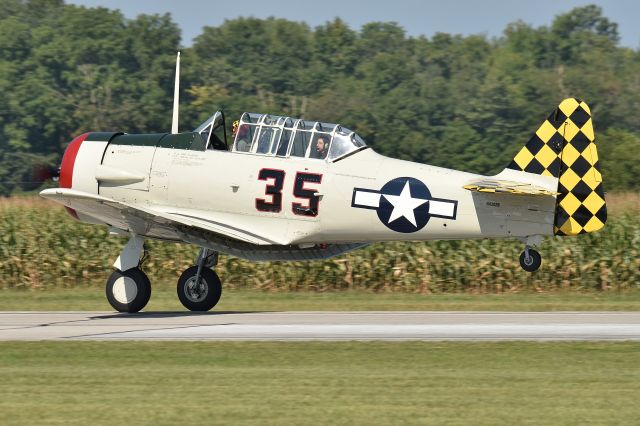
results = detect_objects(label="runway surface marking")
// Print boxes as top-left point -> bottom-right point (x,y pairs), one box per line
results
1,312 -> 639,341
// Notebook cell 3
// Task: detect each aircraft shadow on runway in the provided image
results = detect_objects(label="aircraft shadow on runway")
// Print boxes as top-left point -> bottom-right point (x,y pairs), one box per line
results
89,310 -> 267,320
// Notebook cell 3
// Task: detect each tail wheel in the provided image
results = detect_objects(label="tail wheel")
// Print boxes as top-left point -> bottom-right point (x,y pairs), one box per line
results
519,249 -> 542,272
177,266 -> 222,312
106,268 -> 151,313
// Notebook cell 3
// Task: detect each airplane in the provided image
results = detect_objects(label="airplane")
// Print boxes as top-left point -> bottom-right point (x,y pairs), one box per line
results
40,53 -> 607,313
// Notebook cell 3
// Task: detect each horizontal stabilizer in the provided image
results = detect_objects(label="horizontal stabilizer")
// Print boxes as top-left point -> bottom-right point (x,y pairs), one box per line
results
463,180 -> 558,196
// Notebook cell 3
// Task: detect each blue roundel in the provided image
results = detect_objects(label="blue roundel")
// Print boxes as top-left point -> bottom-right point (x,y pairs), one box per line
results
377,177 -> 432,233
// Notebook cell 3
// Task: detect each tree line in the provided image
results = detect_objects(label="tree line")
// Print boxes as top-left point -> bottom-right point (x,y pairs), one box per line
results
1,0 -> 639,195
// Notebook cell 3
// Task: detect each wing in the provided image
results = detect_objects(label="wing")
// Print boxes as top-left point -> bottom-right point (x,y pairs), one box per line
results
463,179 -> 558,196
39,188 -> 282,245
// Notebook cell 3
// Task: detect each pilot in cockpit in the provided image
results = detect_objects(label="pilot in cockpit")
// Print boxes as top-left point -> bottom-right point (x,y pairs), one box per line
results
313,136 -> 329,159
233,120 -> 252,152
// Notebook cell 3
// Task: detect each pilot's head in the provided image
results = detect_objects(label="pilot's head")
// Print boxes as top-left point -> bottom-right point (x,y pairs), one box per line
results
316,137 -> 327,152
238,124 -> 249,138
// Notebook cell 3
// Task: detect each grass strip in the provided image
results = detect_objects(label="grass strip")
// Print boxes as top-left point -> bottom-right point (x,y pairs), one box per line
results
0,341 -> 638,425
1,288 -> 639,311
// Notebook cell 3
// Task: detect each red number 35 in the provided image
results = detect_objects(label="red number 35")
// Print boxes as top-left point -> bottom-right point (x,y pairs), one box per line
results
256,169 -> 322,217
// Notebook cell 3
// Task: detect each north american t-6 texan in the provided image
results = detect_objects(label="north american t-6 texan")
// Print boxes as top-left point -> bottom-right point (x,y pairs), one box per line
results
40,54 -> 607,313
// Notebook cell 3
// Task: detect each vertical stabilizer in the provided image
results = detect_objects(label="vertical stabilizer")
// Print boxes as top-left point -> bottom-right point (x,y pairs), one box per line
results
552,99 -> 606,235
506,98 -> 606,236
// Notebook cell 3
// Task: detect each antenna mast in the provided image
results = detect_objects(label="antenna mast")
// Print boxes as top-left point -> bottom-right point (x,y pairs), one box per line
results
171,51 -> 181,134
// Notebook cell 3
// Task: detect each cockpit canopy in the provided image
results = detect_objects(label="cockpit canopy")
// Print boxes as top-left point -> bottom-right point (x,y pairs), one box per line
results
194,111 -> 368,161
233,112 -> 367,161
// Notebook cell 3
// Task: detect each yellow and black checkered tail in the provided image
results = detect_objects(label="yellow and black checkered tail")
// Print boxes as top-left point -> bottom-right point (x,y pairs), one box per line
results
506,98 -> 606,236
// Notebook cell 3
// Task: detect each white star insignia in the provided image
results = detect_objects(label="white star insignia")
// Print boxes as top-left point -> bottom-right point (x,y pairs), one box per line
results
383,181 -> 428,227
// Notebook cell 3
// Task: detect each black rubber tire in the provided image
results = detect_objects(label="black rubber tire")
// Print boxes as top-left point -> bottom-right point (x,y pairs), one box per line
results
106,268 -> 152,313
177,266 -> 222,312
519,249 -> 542,272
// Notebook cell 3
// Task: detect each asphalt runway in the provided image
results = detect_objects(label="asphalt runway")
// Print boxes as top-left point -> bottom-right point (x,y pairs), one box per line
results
1,311 -> 640,341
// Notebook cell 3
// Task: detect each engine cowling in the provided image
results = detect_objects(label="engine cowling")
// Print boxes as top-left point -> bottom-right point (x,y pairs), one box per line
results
58,132 -> 121,220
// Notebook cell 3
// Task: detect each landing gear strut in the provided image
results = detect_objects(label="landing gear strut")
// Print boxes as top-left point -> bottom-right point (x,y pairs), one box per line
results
105,237 -> 223,313
519,247 -> 542,272
106,234 -> 151,313
177,248 -> 222,311
519,236 -> 542,272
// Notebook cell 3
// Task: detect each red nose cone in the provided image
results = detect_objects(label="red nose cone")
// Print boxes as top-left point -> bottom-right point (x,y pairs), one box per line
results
59,133 -> 90,188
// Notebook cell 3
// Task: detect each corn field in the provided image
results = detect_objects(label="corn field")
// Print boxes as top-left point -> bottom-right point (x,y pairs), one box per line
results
1,195 -> 639,292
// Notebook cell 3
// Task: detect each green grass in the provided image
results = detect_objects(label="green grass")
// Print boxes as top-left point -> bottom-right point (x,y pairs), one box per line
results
0,342 -> 638,425
1,287 -> 640,311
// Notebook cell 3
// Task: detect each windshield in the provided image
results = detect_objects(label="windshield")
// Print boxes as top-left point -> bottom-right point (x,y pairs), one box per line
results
326,127 -> 366,160
194,115 -> 216,133
194,111 -> 227,150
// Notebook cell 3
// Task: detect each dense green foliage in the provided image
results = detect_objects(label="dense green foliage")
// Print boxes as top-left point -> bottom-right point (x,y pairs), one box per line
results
1,198 -> 637,292
1,1 -> 640,195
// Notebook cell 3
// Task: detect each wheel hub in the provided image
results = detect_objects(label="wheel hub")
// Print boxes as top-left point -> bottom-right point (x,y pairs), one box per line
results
185,276 -> 208,302
112,276 -> 138,304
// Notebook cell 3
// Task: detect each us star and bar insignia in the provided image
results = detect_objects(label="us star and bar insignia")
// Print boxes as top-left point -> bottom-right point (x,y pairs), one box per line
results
352,177 -> 457,233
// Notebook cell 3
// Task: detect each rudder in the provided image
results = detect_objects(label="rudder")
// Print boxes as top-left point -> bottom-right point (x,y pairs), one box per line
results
507,98 -> 606,236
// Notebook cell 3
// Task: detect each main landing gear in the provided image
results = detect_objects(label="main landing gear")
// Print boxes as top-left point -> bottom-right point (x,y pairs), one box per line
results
518,236 -> 542,273
177,248 -> 222,312
106,268 -> 151,313
105,235 -> 223,313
